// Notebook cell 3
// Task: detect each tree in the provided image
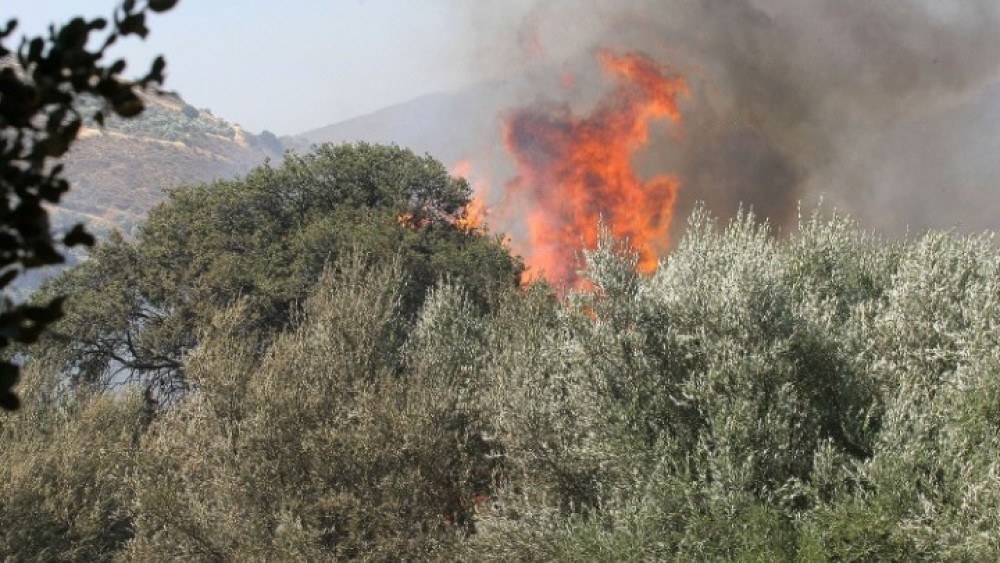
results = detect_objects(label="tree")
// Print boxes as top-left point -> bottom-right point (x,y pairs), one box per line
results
33,142 -> 523,394
0,0 -> 177,410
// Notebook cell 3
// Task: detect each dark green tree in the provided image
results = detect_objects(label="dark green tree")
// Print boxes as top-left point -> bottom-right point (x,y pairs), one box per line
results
0,0 -> 177,410
34,142 -> 523,394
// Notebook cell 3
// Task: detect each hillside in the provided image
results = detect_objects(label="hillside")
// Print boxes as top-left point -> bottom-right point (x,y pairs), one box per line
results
299,81 -> 513,169
54,93 -> 284,237
8,93 -> 287,296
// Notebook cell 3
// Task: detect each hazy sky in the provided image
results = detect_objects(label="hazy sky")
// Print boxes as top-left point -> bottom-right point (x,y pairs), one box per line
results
7,1 -> 502,135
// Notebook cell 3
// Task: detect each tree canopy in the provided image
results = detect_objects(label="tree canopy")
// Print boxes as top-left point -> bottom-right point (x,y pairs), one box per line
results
33,142 -> 523,393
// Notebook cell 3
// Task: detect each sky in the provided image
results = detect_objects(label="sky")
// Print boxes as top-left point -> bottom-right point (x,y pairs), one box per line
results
7,0 -> 509,135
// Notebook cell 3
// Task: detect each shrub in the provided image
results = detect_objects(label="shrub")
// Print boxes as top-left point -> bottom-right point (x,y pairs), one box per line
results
0,366 -> 146,560
466,206 -> 1000,560
125,256 -> 500,560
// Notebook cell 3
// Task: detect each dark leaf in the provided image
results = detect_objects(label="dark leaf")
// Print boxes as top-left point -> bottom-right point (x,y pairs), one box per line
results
143,55 -> 166,84
109,59 -> 127,75
15,324 -> 45,344
27,36 -> 44,60
101,31 -> 119,51
23,245 -> 64,268
0,390 -> 20,411
64,224 -> 96,247
39,178 -> 70,202
117,13 -> 148,38
111,89 -> 144,117
0,269 -> 18,289
40,135 -> 72,157
0,361 -> 18,389
23,296 -> 66,324
148,0 -> 179,13
57,18 -> 90,50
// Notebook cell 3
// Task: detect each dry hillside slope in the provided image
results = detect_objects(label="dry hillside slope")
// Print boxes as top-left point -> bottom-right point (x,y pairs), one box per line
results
55,93 -> 284,237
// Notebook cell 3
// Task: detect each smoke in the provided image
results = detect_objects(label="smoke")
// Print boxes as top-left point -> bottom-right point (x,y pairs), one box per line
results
447,0 -> 1000,236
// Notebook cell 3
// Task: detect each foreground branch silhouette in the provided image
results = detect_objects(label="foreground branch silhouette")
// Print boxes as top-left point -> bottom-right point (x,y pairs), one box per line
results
0,0 -> 176,409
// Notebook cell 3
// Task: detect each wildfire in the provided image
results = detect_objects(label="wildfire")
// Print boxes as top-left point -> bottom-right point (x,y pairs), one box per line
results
501,50 -> 687,286
397,161 -> 491,236
450,159 -> 488,233
455,197 -> 487,232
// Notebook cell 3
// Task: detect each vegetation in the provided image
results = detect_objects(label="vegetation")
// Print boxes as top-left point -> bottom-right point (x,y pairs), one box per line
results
0,0 -> 176,409
8,140 -> 1000,560
33,142 -> 523,394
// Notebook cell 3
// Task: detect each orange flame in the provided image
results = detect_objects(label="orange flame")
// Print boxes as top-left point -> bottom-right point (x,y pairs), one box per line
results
454,196 -> 487,233
450,159 -> 489,233
396,211 -> 428,229
502,50 -> 687,286
450,158 -> 474,180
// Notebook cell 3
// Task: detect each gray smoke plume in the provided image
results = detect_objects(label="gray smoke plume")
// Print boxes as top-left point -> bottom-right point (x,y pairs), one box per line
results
445,0 -> 1000,237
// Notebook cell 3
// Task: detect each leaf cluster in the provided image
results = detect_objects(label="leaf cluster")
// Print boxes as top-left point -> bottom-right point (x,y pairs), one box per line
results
463,208 -> 1000,560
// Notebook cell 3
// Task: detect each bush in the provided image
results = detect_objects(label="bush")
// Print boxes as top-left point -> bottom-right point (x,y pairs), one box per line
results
465,207 -> 1000,560
10,203 -> 1000,560
0,366 -> 147,560
32,142 -> 522,392
125,255 -> 501,560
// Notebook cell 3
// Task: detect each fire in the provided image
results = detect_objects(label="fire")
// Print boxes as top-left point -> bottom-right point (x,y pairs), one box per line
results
454,196 -> 487,233
395,159 -> 489,233
450,159 -> 488,233
502,50 -> 687,286
396,211 -> 427,229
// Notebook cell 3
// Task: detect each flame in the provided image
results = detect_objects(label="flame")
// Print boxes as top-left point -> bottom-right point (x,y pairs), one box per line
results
396,211 -> 427,229
451,158 -> 474,180
501,50 -> 687,286
395,159 -> 492,233
449,159 -> 489,233
454,196 -> 487,233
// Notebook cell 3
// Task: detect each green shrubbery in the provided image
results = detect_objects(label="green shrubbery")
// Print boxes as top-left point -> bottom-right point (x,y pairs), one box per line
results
124,259 -> 499,559
0,367 -> 146,560
462,209 -> 1000,560
6,146 -> 1000,559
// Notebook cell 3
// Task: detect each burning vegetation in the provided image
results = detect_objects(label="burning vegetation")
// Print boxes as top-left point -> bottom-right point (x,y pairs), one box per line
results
455,50 -> 688,287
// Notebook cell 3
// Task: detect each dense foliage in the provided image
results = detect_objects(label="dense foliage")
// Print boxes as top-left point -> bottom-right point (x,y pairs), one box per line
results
8,190 -> 1000,559
33,142 -> 522,393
